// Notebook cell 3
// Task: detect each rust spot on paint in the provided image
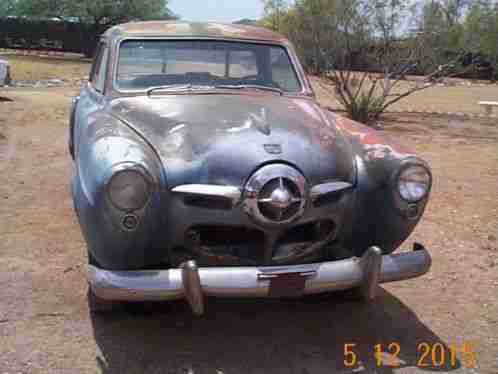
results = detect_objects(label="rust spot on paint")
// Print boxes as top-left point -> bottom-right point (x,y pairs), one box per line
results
105,21 -> 289,44
332,114 -> 415,157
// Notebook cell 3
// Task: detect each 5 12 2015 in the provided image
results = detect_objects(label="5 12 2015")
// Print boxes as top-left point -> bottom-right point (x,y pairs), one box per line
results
343,341 -> 477,368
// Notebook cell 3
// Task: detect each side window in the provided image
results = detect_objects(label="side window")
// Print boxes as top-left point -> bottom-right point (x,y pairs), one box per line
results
89,43 -> 103,83
270,47 -> 301,91
90,44 -> 109,93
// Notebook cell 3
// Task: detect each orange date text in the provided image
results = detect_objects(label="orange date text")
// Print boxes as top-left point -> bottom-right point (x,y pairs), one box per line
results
343,341 -> 477,368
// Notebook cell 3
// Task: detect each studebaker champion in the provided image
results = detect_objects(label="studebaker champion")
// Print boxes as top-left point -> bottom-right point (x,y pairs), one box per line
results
69,21 -> 432,315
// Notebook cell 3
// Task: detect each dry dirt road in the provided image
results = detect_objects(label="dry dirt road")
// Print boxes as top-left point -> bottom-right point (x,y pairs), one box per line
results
0,87 -> 497,374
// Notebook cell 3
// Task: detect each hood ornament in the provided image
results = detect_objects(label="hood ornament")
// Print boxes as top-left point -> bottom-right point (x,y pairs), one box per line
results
250,108 -> 271,136
244,164 -> 307,225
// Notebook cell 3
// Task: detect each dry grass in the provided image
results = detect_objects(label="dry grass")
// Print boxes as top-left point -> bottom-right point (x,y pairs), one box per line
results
310,75 -> 498,116
1,53 -> 90,81
391,81 -> 498,115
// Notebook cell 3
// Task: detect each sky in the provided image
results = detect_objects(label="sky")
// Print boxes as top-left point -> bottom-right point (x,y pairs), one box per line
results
169,0 -> 265,23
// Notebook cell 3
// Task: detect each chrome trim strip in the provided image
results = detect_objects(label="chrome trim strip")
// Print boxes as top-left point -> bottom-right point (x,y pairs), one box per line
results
258,269 -> 317,280
88,247 -> 431,313
171,184 -> 241,206
310,181 -> 353,201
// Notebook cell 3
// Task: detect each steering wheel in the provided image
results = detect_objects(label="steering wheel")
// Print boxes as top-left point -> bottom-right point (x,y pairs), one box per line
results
239,74 -> 260,81
238,75 -> 282,89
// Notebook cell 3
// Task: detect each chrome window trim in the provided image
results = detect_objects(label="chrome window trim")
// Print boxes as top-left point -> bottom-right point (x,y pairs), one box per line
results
89,42 -> 110,94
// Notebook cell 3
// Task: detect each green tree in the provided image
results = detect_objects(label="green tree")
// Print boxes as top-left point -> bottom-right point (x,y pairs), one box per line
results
260,0 -> 287,31
0,0 -> 18,16
261,0 -> 371,73
414,0 -> 471,72
463,1 -> 498,80
260,0 -> 468,124
15,0 -> 173,33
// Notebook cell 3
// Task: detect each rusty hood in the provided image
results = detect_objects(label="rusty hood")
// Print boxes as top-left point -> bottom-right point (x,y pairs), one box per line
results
107,93 -> 355,188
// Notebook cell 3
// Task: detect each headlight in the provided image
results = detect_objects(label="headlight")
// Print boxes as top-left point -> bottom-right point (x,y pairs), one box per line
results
107,169 -> 150,211
397,165 -> 431,202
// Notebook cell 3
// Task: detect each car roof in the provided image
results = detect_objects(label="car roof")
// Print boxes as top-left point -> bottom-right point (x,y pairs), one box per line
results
103,21 -> 289,44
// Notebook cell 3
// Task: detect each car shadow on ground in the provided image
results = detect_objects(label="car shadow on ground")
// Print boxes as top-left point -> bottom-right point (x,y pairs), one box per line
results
91,288 -> 461,374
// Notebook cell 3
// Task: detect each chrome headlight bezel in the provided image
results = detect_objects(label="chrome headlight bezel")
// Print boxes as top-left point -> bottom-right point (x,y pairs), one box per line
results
395,162 -> 432,203
106,164 -> 152,212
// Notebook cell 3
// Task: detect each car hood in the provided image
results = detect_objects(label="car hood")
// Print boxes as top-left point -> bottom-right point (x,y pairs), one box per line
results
108,93 -> 355,188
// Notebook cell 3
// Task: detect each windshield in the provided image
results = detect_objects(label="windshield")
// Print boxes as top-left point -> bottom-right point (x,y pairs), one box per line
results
116,40 -> 302,93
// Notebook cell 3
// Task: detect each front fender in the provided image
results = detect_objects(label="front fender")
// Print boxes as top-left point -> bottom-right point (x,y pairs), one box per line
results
332,114 -> 431,255
72,113 -> 169,269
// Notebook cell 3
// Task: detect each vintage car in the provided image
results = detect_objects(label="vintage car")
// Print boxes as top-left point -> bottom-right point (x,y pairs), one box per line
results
69,21 -> 432,315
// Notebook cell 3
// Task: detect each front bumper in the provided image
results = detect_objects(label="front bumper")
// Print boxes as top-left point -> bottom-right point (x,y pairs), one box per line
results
88,244 -> 431,315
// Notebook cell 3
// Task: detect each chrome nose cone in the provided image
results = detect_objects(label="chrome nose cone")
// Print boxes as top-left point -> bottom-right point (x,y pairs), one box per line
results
244,164 -> 307,225
268,184 -> 292,210
257,177 -> 303,221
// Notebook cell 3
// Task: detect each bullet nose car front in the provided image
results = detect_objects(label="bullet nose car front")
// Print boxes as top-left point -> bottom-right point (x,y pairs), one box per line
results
69,21 -> 432,314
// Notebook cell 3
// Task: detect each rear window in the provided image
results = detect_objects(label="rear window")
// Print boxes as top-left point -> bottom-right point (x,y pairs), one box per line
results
116,40 -> 302,92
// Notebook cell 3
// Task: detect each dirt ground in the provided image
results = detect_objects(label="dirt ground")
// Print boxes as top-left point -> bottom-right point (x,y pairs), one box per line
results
0,85 -> 497,374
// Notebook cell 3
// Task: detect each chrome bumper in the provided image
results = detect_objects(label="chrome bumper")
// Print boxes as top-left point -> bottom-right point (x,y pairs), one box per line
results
88,245 -> 431,315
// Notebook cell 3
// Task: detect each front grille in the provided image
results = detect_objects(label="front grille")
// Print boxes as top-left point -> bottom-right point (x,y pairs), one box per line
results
273,220 -> 336,261
197,225 -> 266,247
182,220 -> 336,266
276,220 -> 335,245
182,195 -> 233,210
192,225 -> 266,263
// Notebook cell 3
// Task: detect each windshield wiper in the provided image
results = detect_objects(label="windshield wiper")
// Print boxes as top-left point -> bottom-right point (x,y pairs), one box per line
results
214,84 -> 283,95
147,83 -> 284,96
147,84 -> 209,95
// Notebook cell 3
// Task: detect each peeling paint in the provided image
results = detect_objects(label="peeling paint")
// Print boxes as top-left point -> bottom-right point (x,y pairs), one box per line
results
106,93 -> 355,187
331,113 -> 415,157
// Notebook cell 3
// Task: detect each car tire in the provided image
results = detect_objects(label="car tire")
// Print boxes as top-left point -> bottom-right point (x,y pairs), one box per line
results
87,249 -> 99,266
